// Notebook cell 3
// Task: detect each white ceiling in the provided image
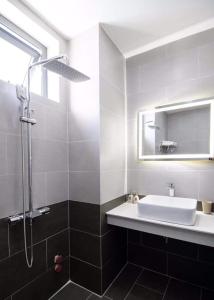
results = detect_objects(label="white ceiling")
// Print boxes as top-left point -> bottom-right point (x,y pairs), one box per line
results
22,0 -> 214,56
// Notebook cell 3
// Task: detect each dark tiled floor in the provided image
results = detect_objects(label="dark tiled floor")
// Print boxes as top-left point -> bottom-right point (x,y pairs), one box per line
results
50,264 -> 208,300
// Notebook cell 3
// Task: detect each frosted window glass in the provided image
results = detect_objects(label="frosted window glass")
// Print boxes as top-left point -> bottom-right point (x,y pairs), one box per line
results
0,36 -> 42,95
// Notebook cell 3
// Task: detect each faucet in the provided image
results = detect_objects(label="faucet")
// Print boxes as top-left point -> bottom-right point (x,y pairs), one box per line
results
168,183 -> 175,197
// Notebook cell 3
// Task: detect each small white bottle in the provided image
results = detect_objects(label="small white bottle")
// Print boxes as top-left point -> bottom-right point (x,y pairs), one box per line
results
168,183 -> 175,197
133,192 -> 139,203
127,193 -> 134,203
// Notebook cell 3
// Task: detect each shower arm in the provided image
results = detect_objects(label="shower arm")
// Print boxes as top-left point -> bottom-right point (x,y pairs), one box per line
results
26,55 -> 67,113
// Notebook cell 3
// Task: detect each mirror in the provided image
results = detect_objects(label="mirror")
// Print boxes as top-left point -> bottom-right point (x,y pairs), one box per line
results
138,100 -> 214,160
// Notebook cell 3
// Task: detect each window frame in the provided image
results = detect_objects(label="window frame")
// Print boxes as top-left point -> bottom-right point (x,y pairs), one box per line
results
0,15 -> 48,96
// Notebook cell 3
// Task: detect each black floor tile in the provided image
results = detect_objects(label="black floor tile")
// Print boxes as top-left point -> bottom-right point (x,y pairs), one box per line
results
128,230 -> 141,244
47,229 -> 69,268
102,227 -> 127,266
128,243 -> 167,274
0,219 -> 9,260
137,270 -> 168,294
88,294 -> 112,300
102,251 -> 127,293
9,201 -> 68,255
167,239 -> 198,259
70,257 -> 102,295
126,284 -> 162,300
70,201 -> 100,235
51,282 -> 91,300
33,201 -> 68,243
142,232 -> 166,250
105,263 -> 141,300
70,229 -> 101,267
199,245 -> 214,264
164,279 -> 201,300
101,196 -> 125,235
0,241 -> 46,299
202,289 -> 214,300
13,259 -> 69,300
9,219 -> 31,255
168,253 -> 214,290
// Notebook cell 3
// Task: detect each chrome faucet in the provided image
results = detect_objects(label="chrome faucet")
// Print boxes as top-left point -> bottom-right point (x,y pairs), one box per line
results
168,183 -> 175,197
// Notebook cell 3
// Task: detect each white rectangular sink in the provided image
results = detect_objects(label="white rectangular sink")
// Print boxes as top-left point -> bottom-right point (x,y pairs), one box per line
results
137,195 -> 197,225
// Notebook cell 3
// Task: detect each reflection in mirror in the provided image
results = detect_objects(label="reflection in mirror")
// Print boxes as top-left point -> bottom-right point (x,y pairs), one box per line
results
138,100 -> 214,160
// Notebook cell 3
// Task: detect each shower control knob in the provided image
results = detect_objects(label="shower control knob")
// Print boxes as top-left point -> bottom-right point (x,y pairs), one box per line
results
55,264 -> 62,273
54,254 -> 63,264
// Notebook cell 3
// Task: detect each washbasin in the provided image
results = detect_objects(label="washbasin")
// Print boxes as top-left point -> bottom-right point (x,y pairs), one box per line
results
137,195 -> 197,226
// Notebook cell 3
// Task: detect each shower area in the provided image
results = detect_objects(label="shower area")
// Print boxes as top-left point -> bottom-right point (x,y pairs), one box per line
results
0,14 -> 126,299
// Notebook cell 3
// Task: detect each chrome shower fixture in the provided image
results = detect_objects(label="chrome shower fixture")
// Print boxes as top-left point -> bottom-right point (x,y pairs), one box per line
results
42,59 -> 90,82
11,55 -> 90,268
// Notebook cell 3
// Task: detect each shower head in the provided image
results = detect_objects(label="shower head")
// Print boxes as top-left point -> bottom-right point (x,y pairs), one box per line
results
42,59 -> 90,82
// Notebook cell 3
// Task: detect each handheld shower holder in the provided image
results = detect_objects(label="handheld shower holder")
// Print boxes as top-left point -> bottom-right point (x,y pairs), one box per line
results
20,116 -> 37,125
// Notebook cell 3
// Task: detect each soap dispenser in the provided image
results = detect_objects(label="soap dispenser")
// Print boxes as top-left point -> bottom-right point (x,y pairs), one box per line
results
168,183 -> 175,197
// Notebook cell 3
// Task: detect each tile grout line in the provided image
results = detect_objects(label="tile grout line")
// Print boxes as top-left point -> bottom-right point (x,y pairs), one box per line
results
199,287 -> 203,300
70,255 -> 101,269
103,263 -> 129,297
162,277 -> 171,300
7,222 -> 11,257
11,256 -> 70,299
124,268 -> 144,300
128,240 -> 205,266
127,262 -> 209,292
45,239 -> 48,270
136,281 -> 167,296
8,227 -> 69,259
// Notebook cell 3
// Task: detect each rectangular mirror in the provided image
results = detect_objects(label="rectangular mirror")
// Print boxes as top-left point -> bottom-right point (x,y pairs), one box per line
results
138,100 -> 214,160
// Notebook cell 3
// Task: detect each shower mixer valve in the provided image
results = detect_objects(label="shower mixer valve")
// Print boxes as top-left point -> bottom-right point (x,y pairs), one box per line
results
8,207 -> 50,224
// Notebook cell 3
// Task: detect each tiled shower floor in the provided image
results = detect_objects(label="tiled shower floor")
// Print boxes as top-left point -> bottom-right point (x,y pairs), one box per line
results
50,263 -> 214,300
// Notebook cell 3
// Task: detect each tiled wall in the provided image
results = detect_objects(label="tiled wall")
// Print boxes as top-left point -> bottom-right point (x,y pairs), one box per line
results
0,201 -> 69,300
68,25 -> 127,295
0,80 -> 69,219
69,196 -> 127,295
99,27 -> 126,204
0,46 -> 70,298
128,229 -> 214,291
126,28 -> 214,202
69,25 -> 100,205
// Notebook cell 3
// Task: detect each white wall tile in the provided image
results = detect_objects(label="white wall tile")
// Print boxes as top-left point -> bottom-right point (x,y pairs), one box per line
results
0,174 -> 22,218
46,171 -> 69,205
100,170 -> 125,204
69,171 -> 100,204
199,171 -> 214,202
69,140 -> 99,171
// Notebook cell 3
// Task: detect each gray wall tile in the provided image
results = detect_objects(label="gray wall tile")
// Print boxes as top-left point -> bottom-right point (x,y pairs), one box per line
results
99,26 -> 125,203
69,140 -> 99,171
69,171 -> 100,204
32,172 -> 47,209
0,134 -> 7,175
100,170 -> 125,204
126,28 -> 214,203
0,78 -> 69,218
199,42 -> 214,77
0,174 -> 22,218
46,171 -> 69,205
199,171 -> 214,202
32,139 -> 68,172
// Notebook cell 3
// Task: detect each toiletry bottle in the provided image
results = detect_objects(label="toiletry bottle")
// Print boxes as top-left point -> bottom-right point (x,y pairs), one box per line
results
127,193 -> 133,203
168,183 -> 175,197
133,192 -> 139,203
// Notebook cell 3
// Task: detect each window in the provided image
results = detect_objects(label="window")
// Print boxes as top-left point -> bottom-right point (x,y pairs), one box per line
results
0,16 -> 47,96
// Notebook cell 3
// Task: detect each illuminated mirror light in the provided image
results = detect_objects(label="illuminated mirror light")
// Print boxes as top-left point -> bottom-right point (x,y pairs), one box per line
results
138,99 -> 214,160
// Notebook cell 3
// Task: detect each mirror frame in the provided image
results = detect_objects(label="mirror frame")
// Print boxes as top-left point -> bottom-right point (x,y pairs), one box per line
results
138,99 -> 214,160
